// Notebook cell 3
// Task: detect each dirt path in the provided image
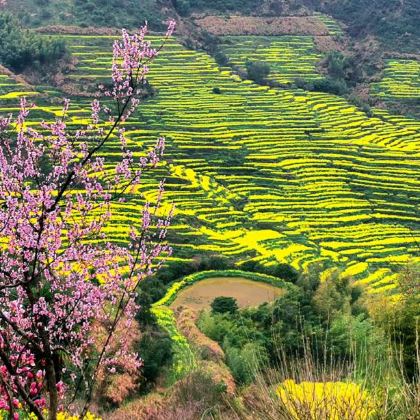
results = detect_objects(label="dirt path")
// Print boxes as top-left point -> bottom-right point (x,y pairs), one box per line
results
170,277 -> 284,310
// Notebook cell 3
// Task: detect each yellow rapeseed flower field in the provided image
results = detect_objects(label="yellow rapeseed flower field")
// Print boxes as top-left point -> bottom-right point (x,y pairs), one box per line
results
276,379 -> 376,419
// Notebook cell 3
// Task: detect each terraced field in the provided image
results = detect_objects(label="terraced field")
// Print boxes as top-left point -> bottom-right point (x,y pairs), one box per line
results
314,13 -> 344,37
372,59 -> 420,101
0,33 -> 419,296
170,277 -> 284,310
219,36 -> 323,84
0,73 -> 38,101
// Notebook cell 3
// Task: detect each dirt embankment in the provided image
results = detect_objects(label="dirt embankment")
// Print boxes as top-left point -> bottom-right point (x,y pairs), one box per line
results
0,64 -> 33,89
174,306 -> 236,396
193,15 -> 330,36
35,25 -> 123,35
174,306 -> 225,362
35,25 -> 166,36
314,35 -> 344,52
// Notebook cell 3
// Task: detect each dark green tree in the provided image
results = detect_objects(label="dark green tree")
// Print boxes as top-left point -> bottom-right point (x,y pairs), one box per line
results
211,296 -> 239,314
246,61 -> 270,83
0,12 -> 67,73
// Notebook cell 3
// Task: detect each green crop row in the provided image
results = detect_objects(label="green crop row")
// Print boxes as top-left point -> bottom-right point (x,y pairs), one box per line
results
219,35 -> 323,84
372,59 -> 420,100
151,306 -> 196,384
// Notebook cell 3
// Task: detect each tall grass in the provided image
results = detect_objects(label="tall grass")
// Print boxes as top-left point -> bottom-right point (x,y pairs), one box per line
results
224,327 -> 419,420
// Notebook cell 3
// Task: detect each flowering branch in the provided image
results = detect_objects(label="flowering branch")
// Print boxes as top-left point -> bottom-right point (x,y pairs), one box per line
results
0,20 -> 176,420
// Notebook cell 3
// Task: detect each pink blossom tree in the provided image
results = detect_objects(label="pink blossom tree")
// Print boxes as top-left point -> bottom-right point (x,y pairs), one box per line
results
0,20 -> 176,420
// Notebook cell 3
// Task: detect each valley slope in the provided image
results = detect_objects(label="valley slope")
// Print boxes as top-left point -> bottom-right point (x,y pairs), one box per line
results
1,31 -> 417,295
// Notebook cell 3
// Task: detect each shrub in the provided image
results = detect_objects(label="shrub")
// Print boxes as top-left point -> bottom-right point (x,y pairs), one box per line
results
136,277 -> 167,324
294,77 -> 314,90
137,330 -> 173,386
240,261 -> 299,282
312,77 -> 349,95
214,51 -> 229,66
174,0 -> 258,14
246,60 -> 270,83
211,296 -> 238,314
198,312 -> 235,344
174,0 -> 191,16
326,51 -> 348,79
226,342 -> 269,384
269,264 -> 299,283
212,87 -> 222,94
73,0 -> 165,30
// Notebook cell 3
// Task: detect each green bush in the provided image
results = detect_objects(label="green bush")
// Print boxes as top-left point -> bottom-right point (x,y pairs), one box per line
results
326,51 -> 348,80
214,51 -> 229,67
173,0 -> 191,16
136,277 -> 167,324
137,330 -> 173,387
240,261 -> 299,283
211,296 -> 238,314
246,60 -> 270,83
154,255 -> 234,285
199,310 -> 269,384
312,78 -> 349,95
198,312 -> 234,343
173,0 -> 257,14
226,342 -> 268,384
73,0 -> 164,29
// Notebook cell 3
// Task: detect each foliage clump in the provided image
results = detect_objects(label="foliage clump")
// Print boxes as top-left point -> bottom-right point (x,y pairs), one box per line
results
174,0 -> 258,16
198,268 -> 381,385
211,296 -> 238,314
246,60 -> 271,83
0,12 -> 67,72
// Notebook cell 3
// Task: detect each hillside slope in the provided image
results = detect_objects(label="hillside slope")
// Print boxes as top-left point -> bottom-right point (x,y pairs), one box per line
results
173,0 -> 420,52
1,33 -> 417,294
320,0 -> 420,52
5,0 -> 420,53
5,0 -> 167,29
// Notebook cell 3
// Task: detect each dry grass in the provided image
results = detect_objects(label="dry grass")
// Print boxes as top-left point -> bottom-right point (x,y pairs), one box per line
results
224,330 -> 420,420
314,36 -> 345,53
193,16 -> 329,36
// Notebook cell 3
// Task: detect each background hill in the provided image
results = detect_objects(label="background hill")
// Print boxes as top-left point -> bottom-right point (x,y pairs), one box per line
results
6,0 -> 420,52
6,0 -> 167,29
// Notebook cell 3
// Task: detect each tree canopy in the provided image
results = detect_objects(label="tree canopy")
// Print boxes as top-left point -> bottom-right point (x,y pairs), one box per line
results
0,12 -> 67,73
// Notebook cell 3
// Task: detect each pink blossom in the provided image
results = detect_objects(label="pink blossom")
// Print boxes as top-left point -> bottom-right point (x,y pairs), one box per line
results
0,21 -> 175,419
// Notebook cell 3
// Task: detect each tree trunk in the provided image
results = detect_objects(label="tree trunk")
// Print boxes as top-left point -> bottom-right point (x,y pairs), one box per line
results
46,356 -> 58,420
